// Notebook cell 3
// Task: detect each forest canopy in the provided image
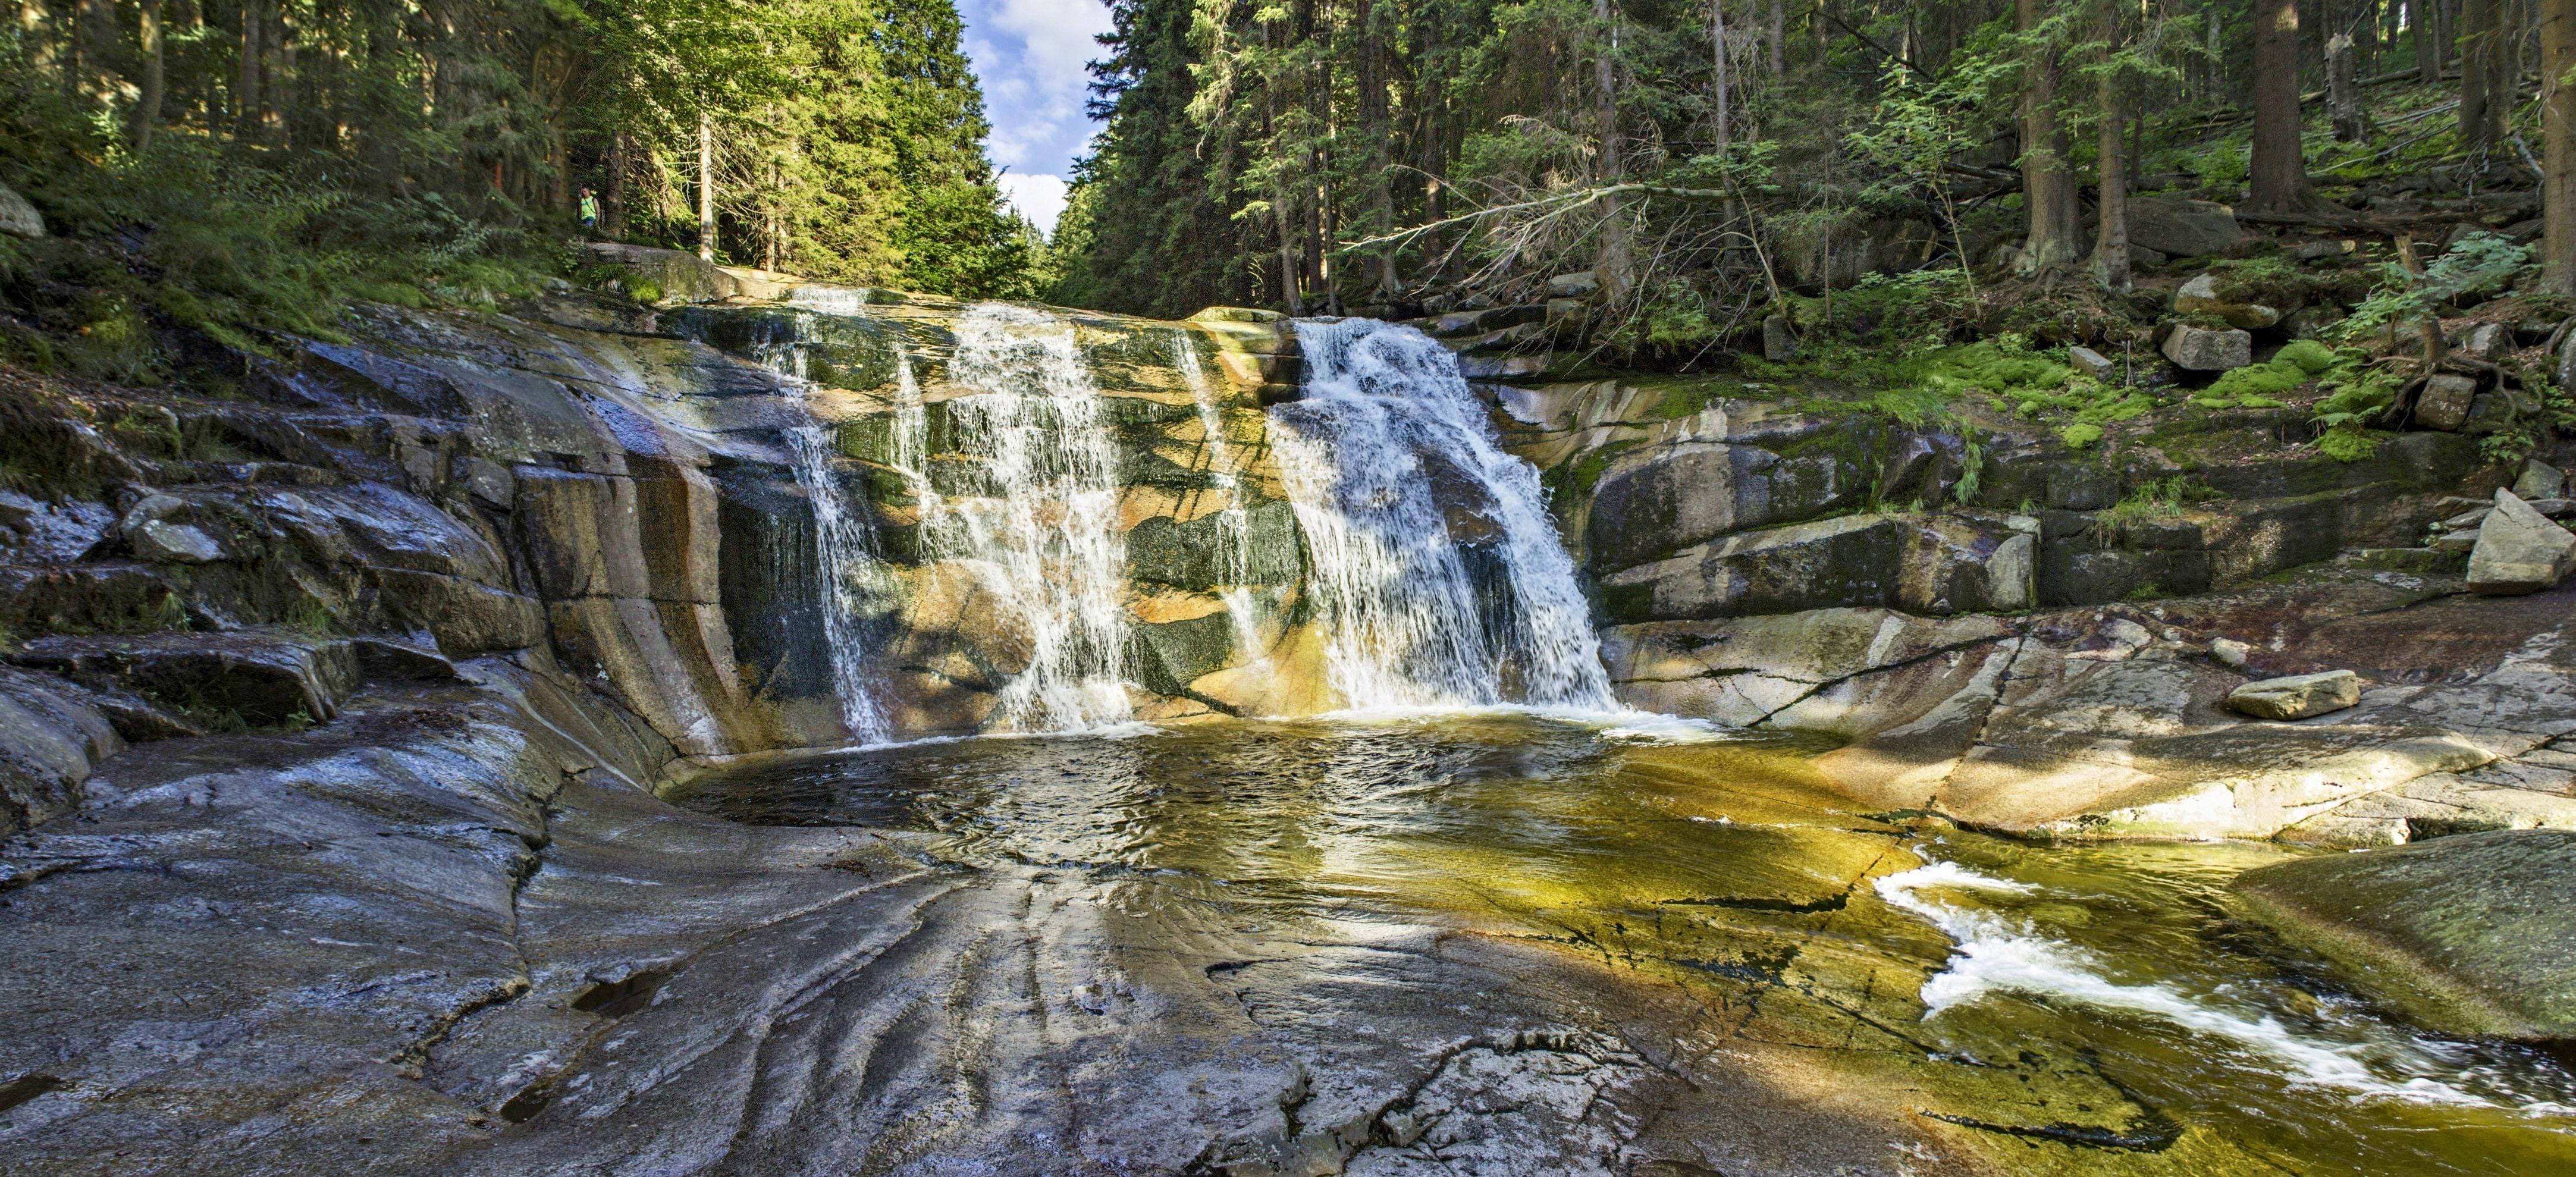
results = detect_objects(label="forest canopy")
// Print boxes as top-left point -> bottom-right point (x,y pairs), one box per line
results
0,0 -> 1046,327
1054,0 -> 2576,357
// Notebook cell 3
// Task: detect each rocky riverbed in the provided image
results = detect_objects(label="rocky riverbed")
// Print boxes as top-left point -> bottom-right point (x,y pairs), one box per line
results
8,253 -> 2576,1172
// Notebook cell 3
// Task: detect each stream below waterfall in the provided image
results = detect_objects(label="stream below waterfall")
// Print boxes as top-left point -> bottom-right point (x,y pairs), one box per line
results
679,715 -> 2576,1174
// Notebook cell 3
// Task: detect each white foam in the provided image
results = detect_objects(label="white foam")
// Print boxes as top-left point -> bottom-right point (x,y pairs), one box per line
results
1877,861 -> 2556,1112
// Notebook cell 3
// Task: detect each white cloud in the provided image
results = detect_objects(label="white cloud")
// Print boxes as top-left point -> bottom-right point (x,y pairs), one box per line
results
959,0 -> 1113,175
998,173 -> 1070,238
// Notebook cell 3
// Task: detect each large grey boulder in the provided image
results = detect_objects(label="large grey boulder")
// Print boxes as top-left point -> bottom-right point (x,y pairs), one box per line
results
1596,513 -> 1904,623
2173,272 -> 2289,329
0,181 -> 42,238
2467,489 -> 2576,594
2415,374 -> 2478,431
2125,197 -> 2244,258
2234,830 -> 2576,1041
2161,324 -> 2252,371
2226,669 -> 2364,720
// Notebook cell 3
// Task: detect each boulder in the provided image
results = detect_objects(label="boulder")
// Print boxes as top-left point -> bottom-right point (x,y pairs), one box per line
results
2415,373 -> 2478,431
2226,669 -> 2363,720
2514,459 -> 2567,501
0,181 -> 42,238
2174,272 -> 2288,329
2161,325 -> 2252,371
2210,636 -> 2252,669
2126,243 -> 2170,269
1584,440 -> 1858,572
2233,830 -> 2576,1041
2463,322 -> 2512,362
1545,272 -> 1601,300
2467,489 -> 2576,594
2282,305 -> 2346,340
2293,238 -> 2358,262
2067,346 -> 2116,381
2126,197 -> 2244,258
1762,315 -> 1796,362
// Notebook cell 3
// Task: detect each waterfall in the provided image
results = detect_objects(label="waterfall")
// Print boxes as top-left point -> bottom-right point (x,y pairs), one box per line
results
1268,318 -> 1617,713
933,305 -> 1132,732
1172,329 -> 1275,691
746,312 -> 895,744
786,424 -> 894,743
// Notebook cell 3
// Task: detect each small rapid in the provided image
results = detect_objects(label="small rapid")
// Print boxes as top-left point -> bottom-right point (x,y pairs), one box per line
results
1878,857 -> 2576,1116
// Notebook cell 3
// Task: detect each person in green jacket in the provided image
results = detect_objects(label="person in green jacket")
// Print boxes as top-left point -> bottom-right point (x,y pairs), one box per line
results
579,187 -> 600,234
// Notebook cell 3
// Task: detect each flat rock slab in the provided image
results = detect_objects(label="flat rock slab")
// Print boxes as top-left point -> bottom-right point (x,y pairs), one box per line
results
2234,829 -> 2576,1041
2227,670 -> 2363,720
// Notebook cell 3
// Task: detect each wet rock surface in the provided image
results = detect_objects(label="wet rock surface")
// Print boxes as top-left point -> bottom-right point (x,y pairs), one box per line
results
2236,829 -> 2576,1041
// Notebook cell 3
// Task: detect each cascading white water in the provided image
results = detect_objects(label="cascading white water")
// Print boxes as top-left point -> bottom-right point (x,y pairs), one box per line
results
785,423 -> 894,743
1268,318 -> 1617,713
933,304 -> 1132,732
747,312 -> 894,743
1172,329 -> 1275,690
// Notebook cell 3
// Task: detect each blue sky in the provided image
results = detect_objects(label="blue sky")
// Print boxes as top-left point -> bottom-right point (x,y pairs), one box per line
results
958,0 -> 1115,237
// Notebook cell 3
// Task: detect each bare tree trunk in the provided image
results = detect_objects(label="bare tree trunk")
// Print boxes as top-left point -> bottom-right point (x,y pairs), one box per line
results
1768,0 -> 1785,77
2248,0 -> 2316,212
2421,0 -> 2448,83
604,130 -> 629,238
2459,0 -> 2509,161
2327,32 -> 2368,140
2015,0 -> 2081,272
1711,0 -> 1730,150
698,110 -> 716,263
2094,73 -> 2131,293
130,0 -> 162,153
1594,0 -> 1634,302
2546,0 -> 2576,292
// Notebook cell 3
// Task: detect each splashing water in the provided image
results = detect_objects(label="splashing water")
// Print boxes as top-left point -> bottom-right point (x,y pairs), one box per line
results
1172,329 -> 1276,693
1269,318 -> 1616,713
935,305 -> 1132,732
1877,860 -> 2571,1113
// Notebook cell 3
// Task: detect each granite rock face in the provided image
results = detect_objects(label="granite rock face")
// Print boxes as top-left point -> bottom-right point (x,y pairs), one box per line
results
2235,829 -> 2576,1041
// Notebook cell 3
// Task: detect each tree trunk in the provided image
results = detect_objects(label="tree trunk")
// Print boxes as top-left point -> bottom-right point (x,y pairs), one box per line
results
2327,33 -> 2368,140
2424,0 -> 2453,84
130,0 -> 162,153
698,110 -> 716,263
1594,0 -> 1634,302
605,130 -> 630,238
2015,0 -> 2081,272
2545,0 -> 2576,292
1711,0 -> 1730,151
2094,73 -> 2131,293
2248,0 -> 2315,212
1768,0 -> 1785,76
2459,0 -> 2509,160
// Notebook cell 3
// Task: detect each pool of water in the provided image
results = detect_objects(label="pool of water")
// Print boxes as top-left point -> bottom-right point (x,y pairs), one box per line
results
678,714 -> 2576,1173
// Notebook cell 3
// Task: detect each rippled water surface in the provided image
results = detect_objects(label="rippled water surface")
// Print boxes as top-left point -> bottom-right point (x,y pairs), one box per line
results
680,715 -> 2576,1173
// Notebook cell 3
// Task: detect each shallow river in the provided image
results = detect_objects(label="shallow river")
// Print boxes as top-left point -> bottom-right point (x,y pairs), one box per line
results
679,714 -> 2576,1174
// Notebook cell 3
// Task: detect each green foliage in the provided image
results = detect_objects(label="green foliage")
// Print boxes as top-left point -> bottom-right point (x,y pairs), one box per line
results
2317,429 -> 2385,463
2059,421 -> 2104,449
2338,233 -> 2536,340
2107,475 -> 2208,520
2274,339 -> 2339,375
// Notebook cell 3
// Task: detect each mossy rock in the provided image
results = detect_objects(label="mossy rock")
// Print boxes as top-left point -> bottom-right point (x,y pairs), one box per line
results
2233,830 -> 2576,1041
